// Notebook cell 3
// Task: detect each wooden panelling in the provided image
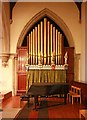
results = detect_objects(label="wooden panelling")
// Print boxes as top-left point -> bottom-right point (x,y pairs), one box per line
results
18,73 -> 26,90
3,91 -> 12,102
64,47 -> 74,84
72,81 -> 87,106
17,47 -> 27,94
66,73 -> 74,84
17,47 -> 27,73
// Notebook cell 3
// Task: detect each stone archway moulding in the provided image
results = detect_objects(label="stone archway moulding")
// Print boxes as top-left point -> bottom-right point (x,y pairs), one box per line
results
17,8 -> 74,48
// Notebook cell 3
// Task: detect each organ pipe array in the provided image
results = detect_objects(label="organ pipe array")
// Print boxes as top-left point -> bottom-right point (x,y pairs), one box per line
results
27,17 -> 64,65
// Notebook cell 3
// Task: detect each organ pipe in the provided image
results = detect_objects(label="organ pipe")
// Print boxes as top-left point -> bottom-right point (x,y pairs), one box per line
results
27,17 -> 64,65
47,21 -> 50,64
58,32 -> 60,65
33,29 -> 35,64
56,29 -> 58,65
35,27 -> 38,65
53,27 -> 55,54
27,36 -> 29,64
60,34 -> 62,64
41,21 -> 43,64
29,34 -> 31,64
31,31 -> 33,64
50,24 -> 53,63
44,18 -> 47,65
38,24 -> 40,64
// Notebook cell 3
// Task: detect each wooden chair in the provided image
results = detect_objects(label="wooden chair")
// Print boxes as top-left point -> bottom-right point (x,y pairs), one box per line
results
79,109 -> 87,120
68,85 -> 81,104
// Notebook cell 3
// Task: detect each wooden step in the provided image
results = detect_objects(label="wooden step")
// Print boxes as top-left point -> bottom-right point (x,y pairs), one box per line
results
16,90 -> 26,96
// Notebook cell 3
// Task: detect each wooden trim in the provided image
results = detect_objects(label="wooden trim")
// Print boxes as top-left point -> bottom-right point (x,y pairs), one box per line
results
3,91 -> 12,102
72,81 -> 87,106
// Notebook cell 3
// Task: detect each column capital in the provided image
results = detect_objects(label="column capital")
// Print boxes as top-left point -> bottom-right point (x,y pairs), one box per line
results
0,53 -> 9,67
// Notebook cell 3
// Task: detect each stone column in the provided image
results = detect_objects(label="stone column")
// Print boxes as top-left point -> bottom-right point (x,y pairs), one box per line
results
0,2 -> 10,67
14,55 -> 18,96
74,54 -> 81,82
0,92 -> 4,111
11,54 -> 18,96
81,2 -> 87,83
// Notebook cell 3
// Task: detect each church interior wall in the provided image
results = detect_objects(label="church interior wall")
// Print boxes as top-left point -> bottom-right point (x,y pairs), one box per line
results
1,2 -> 87,95
10,2 -> 81,54
85,2 -> 87,84
2,2 -> 10,54
80,2 -> 86,83
0,58 -> 13,94
0,2 -> 12,94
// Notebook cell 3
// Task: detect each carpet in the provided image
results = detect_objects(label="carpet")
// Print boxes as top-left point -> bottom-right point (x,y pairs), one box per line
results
14,99 -> 49,120
1,108 -> 21,120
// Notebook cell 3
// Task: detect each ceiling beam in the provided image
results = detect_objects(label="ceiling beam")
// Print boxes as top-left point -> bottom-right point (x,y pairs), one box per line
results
74,2 -> 82,23
10,1 -> 17,22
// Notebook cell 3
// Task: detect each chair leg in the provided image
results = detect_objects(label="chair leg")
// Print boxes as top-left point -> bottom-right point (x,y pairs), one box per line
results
67,94 -> 68,101
77,97 -> 79,102
20,99 -> 22,108
72,96 -> 73,104
77,97 -> 81,104
69,95 -> 71,103
69,94 -> 70,102
80,97 -> 81,104
67,93 -> 69,101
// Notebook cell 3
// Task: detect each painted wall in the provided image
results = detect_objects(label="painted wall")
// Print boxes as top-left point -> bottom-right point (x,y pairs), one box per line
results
0,59 -> 13,94
80,2 -> 87,83
0,1 -> 2,54
2,2 -> 10,54
10,2 -> 81,54
85,2 -> 87,84
1,2 -> 87,95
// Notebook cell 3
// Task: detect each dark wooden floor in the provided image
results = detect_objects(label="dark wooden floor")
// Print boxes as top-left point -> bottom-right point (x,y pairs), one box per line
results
2,96 -> 86,119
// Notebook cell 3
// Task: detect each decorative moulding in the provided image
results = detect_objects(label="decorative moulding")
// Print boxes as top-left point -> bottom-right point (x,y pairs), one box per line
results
0,53 -> 9,67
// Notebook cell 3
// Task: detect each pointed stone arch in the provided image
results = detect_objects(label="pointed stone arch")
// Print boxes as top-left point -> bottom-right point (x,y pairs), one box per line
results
17,8 -> 74,48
